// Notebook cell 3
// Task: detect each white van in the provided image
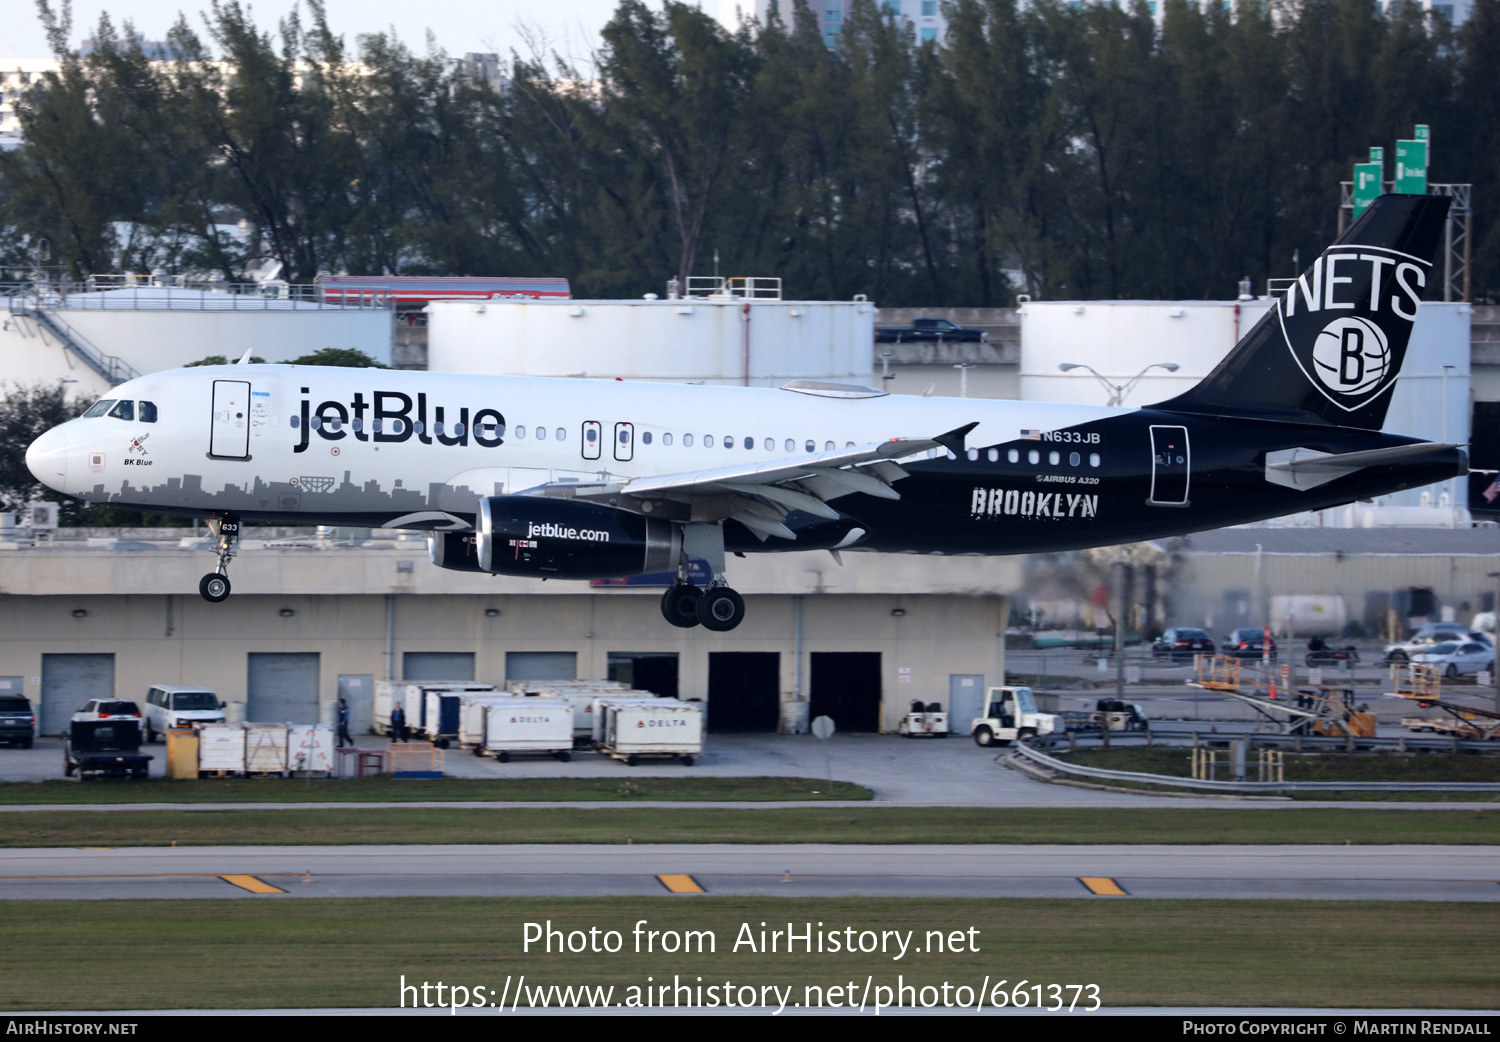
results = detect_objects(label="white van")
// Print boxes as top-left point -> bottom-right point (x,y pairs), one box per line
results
143,685 -> 226,742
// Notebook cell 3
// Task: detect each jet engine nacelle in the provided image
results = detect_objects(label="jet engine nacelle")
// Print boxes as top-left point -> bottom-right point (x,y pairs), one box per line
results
471,496 -> 679,579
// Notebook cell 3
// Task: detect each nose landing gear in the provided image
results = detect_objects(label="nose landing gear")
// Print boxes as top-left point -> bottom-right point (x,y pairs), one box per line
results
198,514 -> 239,603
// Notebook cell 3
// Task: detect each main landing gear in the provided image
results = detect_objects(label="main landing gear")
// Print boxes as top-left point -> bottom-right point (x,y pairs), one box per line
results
198,514 -> 240,603
660,581 -> 746,631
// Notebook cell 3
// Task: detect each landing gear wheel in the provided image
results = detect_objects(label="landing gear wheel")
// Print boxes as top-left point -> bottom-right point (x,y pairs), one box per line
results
199,573 -> 230,603
696,586 -> 745,631
661,584 -> 702,628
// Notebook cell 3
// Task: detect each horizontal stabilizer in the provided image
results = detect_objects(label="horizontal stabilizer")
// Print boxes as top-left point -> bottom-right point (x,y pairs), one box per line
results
1265,442 -> 1463,491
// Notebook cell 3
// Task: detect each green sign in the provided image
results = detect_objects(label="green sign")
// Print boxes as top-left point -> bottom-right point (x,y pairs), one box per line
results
1353,161 -> 1383,218
1369,146 -> 1384,163
1395,125 -> 1429,195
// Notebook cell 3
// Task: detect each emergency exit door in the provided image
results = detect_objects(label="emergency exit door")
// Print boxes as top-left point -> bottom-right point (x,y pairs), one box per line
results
1147,425 -> 1190,506
210,380 -> 252,459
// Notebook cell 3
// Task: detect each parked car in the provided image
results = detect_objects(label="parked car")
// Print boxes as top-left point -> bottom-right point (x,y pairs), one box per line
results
1152,628 -> 1215,662
0,695 -> 35,748
1224,628 -> 1277,661
73,699 -> 142,723
1408,641 -> 1495,679
64,719 -> 152,780
874,318 -> 989,344
143,685 -> 225,743
1385,623 -> 1490,663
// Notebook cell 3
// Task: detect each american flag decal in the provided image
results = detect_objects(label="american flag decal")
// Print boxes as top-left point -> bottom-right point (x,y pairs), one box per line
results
1019,429 -> 1042,441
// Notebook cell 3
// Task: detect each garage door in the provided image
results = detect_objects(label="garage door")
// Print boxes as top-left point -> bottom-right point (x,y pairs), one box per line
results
403,652 -> 475,682
607,653 -> 679,699
505,652 -> 577,682
247,653 -> 320,724
810,652 -> 881,733
40,653 -> 115,735
707,652 -> 780,732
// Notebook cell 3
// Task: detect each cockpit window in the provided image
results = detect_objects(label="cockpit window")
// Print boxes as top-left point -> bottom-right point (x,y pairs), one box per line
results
107,400 -> 134,421
82,399 -> 116,418
138,401 -> 158,423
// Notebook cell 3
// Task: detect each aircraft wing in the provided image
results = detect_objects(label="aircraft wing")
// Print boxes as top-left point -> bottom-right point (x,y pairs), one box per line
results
529,423 -> 976,541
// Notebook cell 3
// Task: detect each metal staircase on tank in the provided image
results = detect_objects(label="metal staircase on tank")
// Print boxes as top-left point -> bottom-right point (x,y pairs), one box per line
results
1190,655 -> 1374,738
6,286 -> 139,386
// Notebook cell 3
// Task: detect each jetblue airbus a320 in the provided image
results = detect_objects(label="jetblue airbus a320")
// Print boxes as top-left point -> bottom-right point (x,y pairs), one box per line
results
24,195 -> 1469,632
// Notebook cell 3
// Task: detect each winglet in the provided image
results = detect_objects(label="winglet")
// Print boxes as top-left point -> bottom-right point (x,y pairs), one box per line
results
934,422 -> 979,457
235,345 -> 257,365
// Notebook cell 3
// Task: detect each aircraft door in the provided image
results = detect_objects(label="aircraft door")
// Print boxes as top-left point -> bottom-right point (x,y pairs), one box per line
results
210,380 -> 252,459
1148,425 -> 1190,506
581,421 -> 601,460
614,422 -> 634,462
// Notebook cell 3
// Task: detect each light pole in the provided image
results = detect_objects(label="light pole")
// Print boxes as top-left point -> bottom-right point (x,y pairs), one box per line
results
1058,362 -> 1180,406
953,363 -> 975,398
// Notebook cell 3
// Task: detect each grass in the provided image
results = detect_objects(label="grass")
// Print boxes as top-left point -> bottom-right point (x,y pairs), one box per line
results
0,775 -> 872,805
1057,746 -> 1500,783
0,898 -> 1494,1010
3,806 -> 1498,847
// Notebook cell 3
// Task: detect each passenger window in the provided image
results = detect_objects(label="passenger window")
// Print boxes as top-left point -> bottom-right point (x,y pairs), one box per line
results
1008,449 -> 1019,463
83,399 -> 116,418
1048,451 -> 1060,465
806,441 -> 815,453
704,435 -> 714,447
642,431 -> 652,445
743,437 -> 753,450
683,434 -> 693,447
725,437 -> 734,450
785,439 -> 794,452
988,449 -> 999,462
108,400 -> 134,421
556,428 -> 565,441
536,427 -> 547,441
139,401 -> 158,423
663,433 -> 673,446
1069,451 -> 1080,466
765,438 -> 774,451
845,441 -> 855,448
1089,453 -> 1101,467
1027,450 -> 1040,465
825,441 -> 834,451
967,448 -> 979,461
516,426 -> 526,439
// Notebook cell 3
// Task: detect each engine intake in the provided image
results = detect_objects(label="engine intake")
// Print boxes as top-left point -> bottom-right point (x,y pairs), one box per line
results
474,496 -> 678,579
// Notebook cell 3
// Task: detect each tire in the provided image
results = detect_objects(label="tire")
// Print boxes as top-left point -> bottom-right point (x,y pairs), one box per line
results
497,751 -> 509,763
63,759 -> 74,777
697,586 -> 746,631
974,727 -> 994,748
555,751 -> 571,763
144,724 -> 155,744
472,746 -> 484,757
199,573 -> 231,603
626,754 -> 639,766
1390,651 -> 1408,663
435,738 -> 450,750
1445,664 -> 1459,679
680,755 -> 694,766
660,584 -> 702,628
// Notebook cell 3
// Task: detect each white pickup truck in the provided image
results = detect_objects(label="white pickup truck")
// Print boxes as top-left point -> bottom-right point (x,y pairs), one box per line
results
969,686 -> 1059,747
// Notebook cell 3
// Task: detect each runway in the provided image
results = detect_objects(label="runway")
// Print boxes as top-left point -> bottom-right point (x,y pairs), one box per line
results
1,844 -> 1495,901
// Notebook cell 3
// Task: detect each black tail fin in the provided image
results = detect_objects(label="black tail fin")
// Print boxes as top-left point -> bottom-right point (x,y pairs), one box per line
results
1155,194 -> 1450,429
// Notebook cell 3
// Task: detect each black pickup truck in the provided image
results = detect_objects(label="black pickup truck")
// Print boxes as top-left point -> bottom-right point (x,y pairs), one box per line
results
64,719 -> 153,780
874,318 -> 989,344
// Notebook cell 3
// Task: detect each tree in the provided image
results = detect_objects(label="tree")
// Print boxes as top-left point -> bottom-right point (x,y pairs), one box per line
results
0,382 -> 84,511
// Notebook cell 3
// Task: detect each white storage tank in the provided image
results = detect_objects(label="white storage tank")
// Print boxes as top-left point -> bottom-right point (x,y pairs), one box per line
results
479,697 -> 574,762
594,697 -> 703,766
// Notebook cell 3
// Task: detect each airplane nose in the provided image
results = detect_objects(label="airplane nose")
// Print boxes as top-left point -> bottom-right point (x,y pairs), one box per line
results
26,425 -> 70,491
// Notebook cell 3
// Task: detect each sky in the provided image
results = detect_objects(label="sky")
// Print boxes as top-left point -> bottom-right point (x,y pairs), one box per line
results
3,0 -> 632,65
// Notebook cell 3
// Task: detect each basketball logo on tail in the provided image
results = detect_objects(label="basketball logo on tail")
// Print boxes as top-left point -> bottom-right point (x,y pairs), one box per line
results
1279,244 -> 1429,413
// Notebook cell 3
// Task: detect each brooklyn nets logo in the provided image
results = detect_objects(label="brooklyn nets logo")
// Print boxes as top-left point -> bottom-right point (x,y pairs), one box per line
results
1278,245 -> 1429,413
1311,316 -> 1390,397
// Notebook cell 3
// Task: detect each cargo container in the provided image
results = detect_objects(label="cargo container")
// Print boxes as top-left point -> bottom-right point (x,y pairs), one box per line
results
244,724 -> 289,775
458,693 -> 516,750
288,724 -> 335,774
407,682 -> 494,739
197,723 -> 246,776
479,697 -> 574,762
165,729 -> 199,778
511,681 -> 638,744
593,697 -> 702,766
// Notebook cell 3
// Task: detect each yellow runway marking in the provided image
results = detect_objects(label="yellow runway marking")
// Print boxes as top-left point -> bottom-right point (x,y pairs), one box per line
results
656,874 -> 705,894
1079,877 -> 1127,896
220,874 -> 286,894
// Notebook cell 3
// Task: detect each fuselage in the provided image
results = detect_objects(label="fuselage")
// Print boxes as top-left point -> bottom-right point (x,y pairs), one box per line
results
24,363 -> 1460,556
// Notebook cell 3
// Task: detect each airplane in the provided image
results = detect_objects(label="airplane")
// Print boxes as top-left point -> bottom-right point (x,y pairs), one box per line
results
24,194 -> 1469,632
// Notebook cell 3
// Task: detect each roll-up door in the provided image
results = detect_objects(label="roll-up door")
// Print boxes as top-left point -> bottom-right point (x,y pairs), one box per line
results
247,652 -> 320,724
403,652 -> 476,682
505,652 -> 578,681
40,654 -> 115,735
